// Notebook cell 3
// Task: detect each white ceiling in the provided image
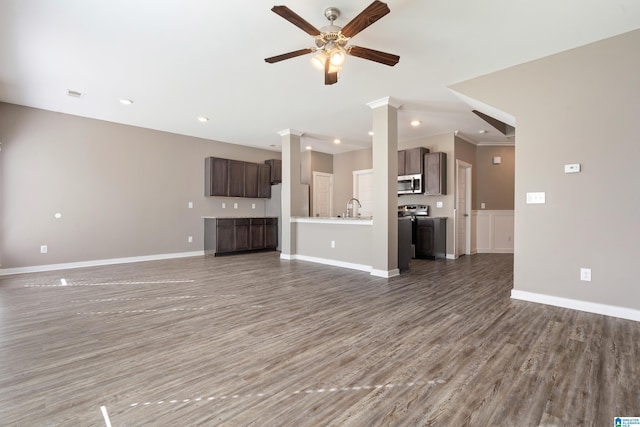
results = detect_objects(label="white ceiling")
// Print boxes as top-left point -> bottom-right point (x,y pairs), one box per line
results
1,0 -> 639,154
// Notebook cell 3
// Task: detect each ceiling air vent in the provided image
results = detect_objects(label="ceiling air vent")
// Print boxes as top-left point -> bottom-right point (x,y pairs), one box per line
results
66,89 -> 84,98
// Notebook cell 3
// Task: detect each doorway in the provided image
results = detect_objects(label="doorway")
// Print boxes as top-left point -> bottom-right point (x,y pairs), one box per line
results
312,171 -> 333,217
455,160 -> 472,257
353,169 -> 373,217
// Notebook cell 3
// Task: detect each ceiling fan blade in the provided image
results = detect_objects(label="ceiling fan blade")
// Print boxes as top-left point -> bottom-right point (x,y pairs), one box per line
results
324,59 -> 338,85
340,0 -> 390,38
271,6 -> 322,36
265,48 -> 314,64
347,45 -> 399,66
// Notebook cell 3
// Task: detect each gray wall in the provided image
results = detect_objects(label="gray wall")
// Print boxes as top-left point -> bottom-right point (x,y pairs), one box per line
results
451,29 -> 640,310
0,103 -> 280,269
302,150 -> 333,216
332,148 -> 372,217
475,145 -> 515,210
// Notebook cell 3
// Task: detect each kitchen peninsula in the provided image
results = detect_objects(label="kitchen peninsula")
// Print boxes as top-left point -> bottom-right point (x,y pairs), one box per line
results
291,216 -> 374,272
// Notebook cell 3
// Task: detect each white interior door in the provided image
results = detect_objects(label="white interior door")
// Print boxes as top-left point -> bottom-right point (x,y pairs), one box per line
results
456,160 -> 472,257
312,171 -> 333,217
353,169 -> 373,217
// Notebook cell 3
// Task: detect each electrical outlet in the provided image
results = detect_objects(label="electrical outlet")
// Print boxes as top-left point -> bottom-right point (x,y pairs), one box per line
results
233,203 -> 238,209
222,202 -> 226,209
481,203 -> 486,209
40,245 -> 48,254
331,240 -> 335,248
252,203 -> 256,209
188,202 -> 193,208
580,268 -> 591,282
188,236 -> 193,243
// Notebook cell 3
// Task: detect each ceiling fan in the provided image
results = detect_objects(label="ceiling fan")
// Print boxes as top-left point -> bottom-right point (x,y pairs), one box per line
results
264,1 -> 400,85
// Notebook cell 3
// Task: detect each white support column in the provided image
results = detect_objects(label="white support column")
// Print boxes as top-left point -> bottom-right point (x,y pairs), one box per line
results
279,129 -> 302,259
367,97 -> 400,277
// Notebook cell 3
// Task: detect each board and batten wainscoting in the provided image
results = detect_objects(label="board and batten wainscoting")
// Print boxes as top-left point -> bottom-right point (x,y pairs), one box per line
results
473,210 -> 514,254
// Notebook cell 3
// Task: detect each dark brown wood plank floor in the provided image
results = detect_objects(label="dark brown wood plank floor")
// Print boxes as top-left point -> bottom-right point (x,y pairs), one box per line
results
1,253 -> 638,426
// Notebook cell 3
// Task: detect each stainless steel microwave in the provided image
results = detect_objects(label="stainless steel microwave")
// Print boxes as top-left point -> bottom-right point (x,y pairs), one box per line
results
398,174 -> 423,194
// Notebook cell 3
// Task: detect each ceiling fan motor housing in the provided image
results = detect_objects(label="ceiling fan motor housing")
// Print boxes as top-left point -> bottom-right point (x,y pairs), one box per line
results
324,7 -> 340,22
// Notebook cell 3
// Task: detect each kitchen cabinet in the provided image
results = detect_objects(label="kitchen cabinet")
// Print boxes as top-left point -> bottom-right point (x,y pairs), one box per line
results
205,157 -> 229,197
244,162 -> 259,198
205,157 -> 273,198
228,160 -> 245,197
250,218 -> 265,249
398,147 -> 429,176
204,217 -> 278,255
214,219 -> 235,253
415,217 -> 446,259
265,217 -> 277,248
265,159 -> 282,184
424,152 -> 447,195
258,163 -> 272,198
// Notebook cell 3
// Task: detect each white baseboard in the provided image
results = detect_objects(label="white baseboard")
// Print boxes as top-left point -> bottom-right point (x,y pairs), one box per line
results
511,290 -> 640,322
370,268 -> 400,278
477,248 -> 514,254
286,254 -> 372,273
0,251 -> 205,276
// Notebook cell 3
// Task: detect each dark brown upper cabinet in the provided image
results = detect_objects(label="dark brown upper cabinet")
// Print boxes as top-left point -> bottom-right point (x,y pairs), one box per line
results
205,157 -> 273,198
258,163 -> 272,198
244,162 -> 259,198
265,159 -> 282,184
398,147 -> 429,176
205,157 -> 228,197
228,160 -> 245,197
424,152 -> 447,195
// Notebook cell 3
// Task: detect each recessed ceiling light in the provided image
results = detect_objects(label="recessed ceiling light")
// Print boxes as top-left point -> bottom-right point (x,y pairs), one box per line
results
479,130 -> 488,134
410,120 -> 422,127
334,139 -> 341,144
368,131 -> 374,136
66,89 -> 84,98
198,116 -> 209,122
119,99 -> 133,105
306,146 -> 312,150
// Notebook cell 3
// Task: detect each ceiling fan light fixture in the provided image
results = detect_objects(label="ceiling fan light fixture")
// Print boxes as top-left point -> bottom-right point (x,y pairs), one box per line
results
329,47 -> 346,66
310,52 -> 326,70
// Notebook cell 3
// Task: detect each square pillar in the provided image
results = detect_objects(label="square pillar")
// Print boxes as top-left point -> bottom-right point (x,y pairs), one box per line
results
279,129 -> 302,258
367,97 -> 400,277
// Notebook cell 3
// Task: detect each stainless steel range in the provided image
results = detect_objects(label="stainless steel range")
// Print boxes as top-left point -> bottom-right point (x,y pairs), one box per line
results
398,204 -> 429,218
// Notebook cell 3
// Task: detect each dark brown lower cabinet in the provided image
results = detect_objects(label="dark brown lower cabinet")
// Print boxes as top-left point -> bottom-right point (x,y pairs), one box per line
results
214,219 -> 235,253
250,218 -> 265,250
205,218 -> 277,255
415,217 -> 447,259
265,218 -> 277,248
234,218 -> 250,251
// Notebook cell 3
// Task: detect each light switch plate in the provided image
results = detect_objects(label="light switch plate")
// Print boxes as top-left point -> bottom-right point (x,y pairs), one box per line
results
526,192 -> 545,204
564,163 -> 581,173
436,201 -> 443,208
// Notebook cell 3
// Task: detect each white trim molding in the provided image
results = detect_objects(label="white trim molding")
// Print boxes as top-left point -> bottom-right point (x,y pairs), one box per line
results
0,251 -> 205,276
475,210 -> 514,253
288,254 -> 371,273
511,290 -> 640,322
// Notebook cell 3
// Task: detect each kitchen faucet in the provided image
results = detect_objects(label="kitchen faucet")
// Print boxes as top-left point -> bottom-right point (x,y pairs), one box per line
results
345,198 -> 362,218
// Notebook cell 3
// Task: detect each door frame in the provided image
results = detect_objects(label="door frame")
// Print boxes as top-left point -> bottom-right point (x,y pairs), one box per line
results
454,160 -> 472,258
312,171 -> 333,217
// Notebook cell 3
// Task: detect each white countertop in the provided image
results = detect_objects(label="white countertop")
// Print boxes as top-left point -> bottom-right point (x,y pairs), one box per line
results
292,216 -> 373,225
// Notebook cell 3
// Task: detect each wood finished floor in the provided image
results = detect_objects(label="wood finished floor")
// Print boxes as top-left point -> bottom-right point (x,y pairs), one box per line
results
1,253 -> 638,426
